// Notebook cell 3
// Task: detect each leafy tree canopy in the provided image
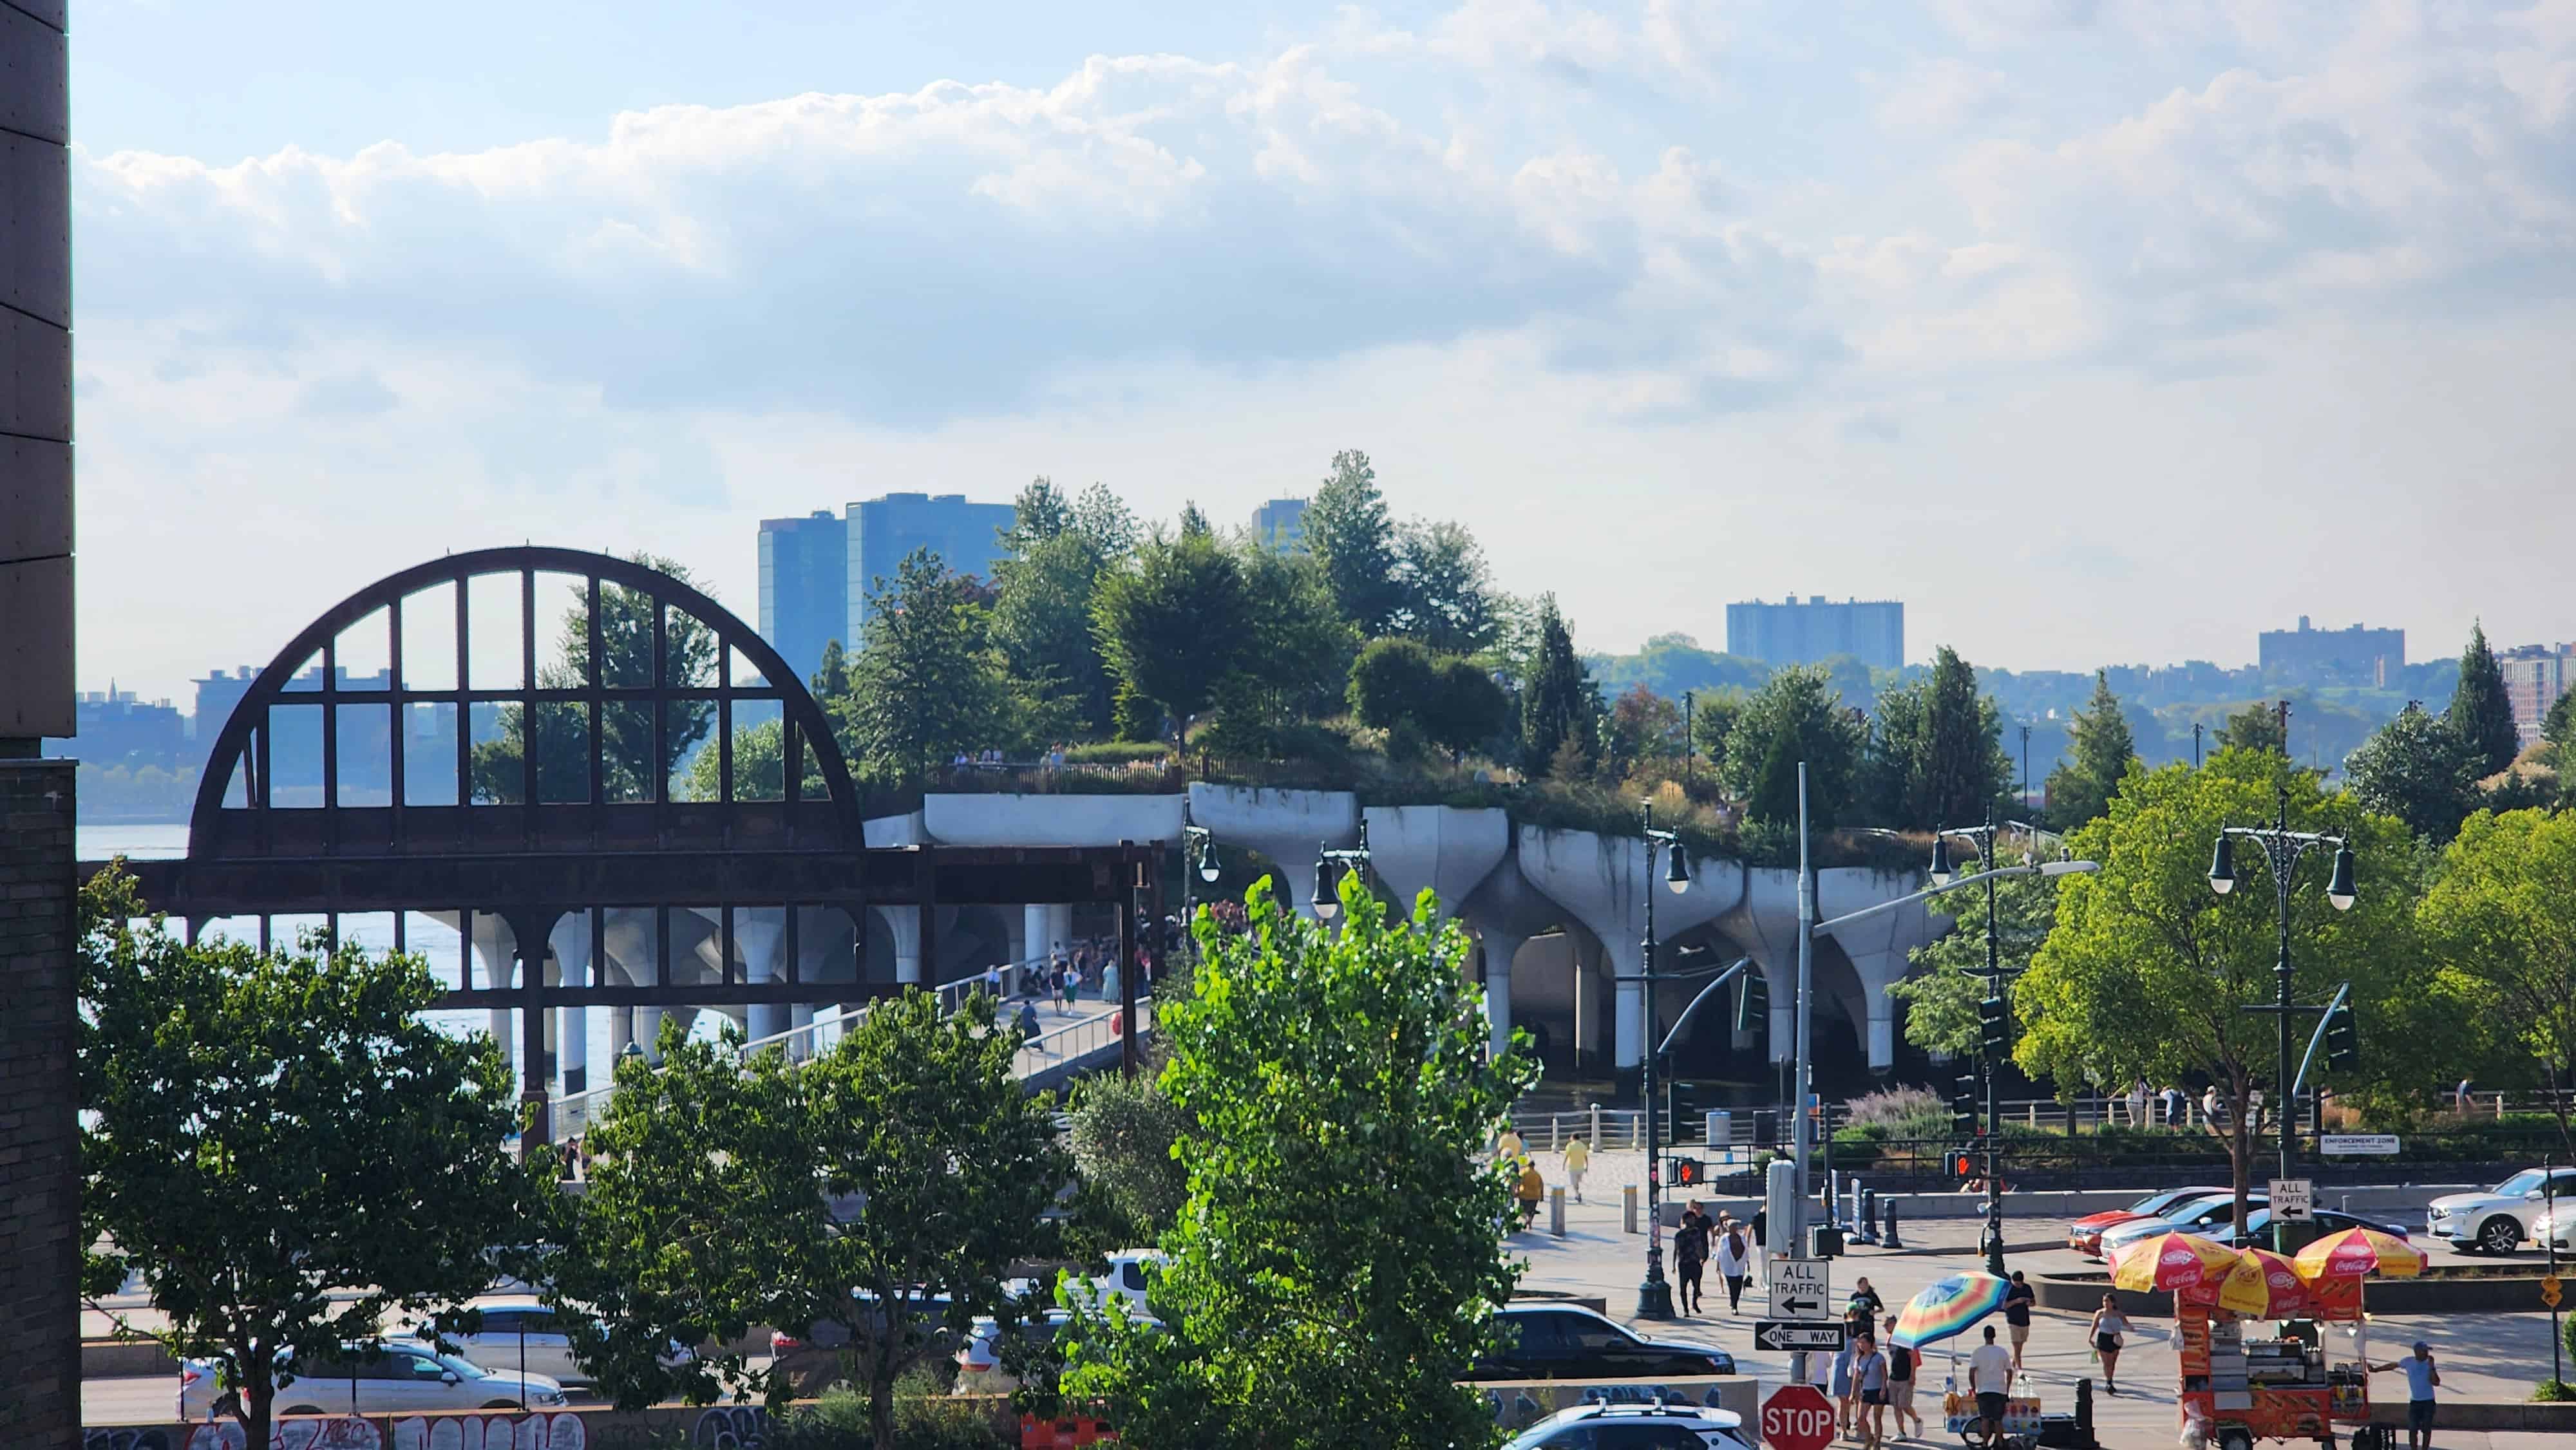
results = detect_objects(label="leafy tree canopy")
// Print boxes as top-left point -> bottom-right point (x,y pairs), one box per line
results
2446,621 -> 2522,777
1059,877 -> 1539,1449
1302,449 -> 1404,636
1391,518 -> 1514,657
1718,664 -> 1866,828
79,866 -> 541,1449
1091,526 -> 1251,732
2043,672 -> 2137,830
2342,702 -> 2479,844
2419,808 -> 2576,1157
1519,594 -> 1601,778
836,548 -> 1014,783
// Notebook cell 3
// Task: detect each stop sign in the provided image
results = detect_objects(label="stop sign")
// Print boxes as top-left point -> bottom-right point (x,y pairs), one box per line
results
1762,1383 -> 1836,1450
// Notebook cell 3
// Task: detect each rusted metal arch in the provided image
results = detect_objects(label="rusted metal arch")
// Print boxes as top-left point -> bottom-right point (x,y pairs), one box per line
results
185,544 -> 864,852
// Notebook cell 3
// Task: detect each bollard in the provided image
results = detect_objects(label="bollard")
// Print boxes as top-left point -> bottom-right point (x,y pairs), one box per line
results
2075,1377 -> 2094,1447
1623,1183 -> 1640,1235
1549,1186 -> 1566,1238
1826,1169 -> 1841,1227
1883,1198 -> 1904,1249
1856,1186 -> 1879,1245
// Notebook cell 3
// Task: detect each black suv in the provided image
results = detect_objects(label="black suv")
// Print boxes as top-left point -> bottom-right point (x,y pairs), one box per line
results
1473,1304 -> 1736,1381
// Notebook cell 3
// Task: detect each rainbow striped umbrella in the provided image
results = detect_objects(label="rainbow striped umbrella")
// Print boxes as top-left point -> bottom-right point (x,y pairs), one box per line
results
1892,1272 -> 2011,1351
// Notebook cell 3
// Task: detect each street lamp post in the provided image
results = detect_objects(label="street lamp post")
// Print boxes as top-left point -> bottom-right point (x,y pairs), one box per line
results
1180,799 -> 1219,963
1310,818 -> 1374,921
1634,802 -> 1692,1319
2208,775 -> 2357,1252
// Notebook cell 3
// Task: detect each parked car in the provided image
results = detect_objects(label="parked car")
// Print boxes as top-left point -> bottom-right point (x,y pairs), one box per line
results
1470,1304 -> 1736,1382
770,1291 -> 963,1395
2097,1192 -> 2269,1259
2201,1208 -> 2411,1248
2068,1187 -> 2232,1259
1501,1399 -> 1752,1448
2425,1167 -> 2576,1255
426,1296 -> 694,1389
180,1341 -> 566,1417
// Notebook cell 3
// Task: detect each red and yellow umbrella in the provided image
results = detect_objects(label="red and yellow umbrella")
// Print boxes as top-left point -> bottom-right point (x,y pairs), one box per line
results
2111,1231 -> 2240,1292
2217,1247 -> 2313,1318
2295,1226 -> 2428,1281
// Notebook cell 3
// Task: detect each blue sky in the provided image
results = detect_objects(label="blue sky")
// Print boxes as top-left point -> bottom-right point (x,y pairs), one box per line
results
68,0 -> 2576,703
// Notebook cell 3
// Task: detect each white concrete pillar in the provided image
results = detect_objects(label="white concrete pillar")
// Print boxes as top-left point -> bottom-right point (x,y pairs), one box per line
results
470,916 -> 518,1080
549,915 -> 594,1095
634,1005 -> 669,1062
1023,904 -> 1053,966
1480,930 -> 1526,1060
877,904 -> 923,986
1047,904 -> 1074,959
1608,939 -> 1645,1071
736,909 -> 788,1043
602,908 -> 666,1063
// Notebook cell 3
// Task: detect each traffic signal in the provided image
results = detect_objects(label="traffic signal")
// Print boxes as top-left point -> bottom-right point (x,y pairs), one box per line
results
1979,995 -> 2010,1054
1947,1150 -> 1978,1179
2324,1005 -> 2359,1073
1671,1156 -> 1707,1188
1951,1070 -> 1981,1138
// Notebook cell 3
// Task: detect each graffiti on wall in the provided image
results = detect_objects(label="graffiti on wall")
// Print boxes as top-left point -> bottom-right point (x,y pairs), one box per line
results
184,1418 -> 376,1450
689,1408 -> 770,1450
168,1416 -> 584,1450
390,1413 -> 586,1450
84,1430 -> 176,1450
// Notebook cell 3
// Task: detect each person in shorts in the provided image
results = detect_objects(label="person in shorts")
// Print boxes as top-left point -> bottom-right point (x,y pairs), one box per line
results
1882,1315 -> 1922,1440
2003,1270 -> 2037,1369
1969,1324 -> 2016,1443
1852,1330 -> 1889,1450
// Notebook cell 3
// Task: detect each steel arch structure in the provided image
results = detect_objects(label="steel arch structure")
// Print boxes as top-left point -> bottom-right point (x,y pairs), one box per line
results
90,547 -> 1160,1138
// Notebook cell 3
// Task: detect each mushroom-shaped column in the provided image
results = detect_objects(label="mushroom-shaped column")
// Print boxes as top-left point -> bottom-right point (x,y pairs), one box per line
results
875,903 -> 923,986
1457,845 -> 1575,1060
548,914 -> 595,1095
1513,826 -> 1746,1086
1812,867 -> 1944,1073
601,908 -> 667,1062
1187,785 -> 1358,919
1361,805 -> 1511,922
734,908 -> 789,1044
1722,869 -> 1806,1065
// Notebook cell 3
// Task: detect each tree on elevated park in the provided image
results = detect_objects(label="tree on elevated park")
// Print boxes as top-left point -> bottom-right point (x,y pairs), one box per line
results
1716,663 -> 1866,829
553,988 -> 1066,1449
2043,672 -> 2138,831
2011,749 -> 2479,1238
2446,621 -> 2523,778
681,715 -> 828,803
2419,807 -> 2576,1159
831,547 -> 1030,784
1091,516 -> 1252,742
1208,540 -> 1360,751
1302,448 -> 1407,637
1519,594 -> 1602,778
1390,516 -> 1518,658
470,551 -> 718,804
78,865 -> 546,1450
1857,648 -> 2012,832
2341,701 -> 2481,845
1347,636 -> 1509,758
1059,875 -> 1540,1450
990,476 -> 1123,739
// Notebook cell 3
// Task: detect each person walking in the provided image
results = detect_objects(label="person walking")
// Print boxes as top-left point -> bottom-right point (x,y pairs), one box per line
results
1498,1124 -> 1526,1162
1564,1135 -> 1591,1203
983,961 -> 1003,999
1852,1332 -> 1889,1450
1674,1203 -> 1712,1316
2088,1294 -> 2132,1395
1882,1315 -> 1922,1442
1969,1324 -> 2016,1447
1515,1159 -> 1545,1228
1749,1205 -> 1767,1285
1847,1276 -> 1885,1322
1017,999 -> 1044,1051
2369,1342 -> 2441,1449
1716,1215 -> 1752,1313
2003,1270 -> 2037,1370
1831,1331 -> 1858,1438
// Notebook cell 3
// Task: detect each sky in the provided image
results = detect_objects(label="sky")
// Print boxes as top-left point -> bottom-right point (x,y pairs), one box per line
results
66,0 -> 2576,706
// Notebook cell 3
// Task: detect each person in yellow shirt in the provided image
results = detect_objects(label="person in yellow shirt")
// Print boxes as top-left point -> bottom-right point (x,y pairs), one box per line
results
1498,1125 -> 1525,1161
1563,1136 -> 1591,1203
1516,1159 -> 1545,1226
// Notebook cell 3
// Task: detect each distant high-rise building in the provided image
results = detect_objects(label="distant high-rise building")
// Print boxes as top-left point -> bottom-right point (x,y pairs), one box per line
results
1724,596 -> 1904,671
845,492 -> 1018,646
1252,497 -> 1309,551
759,511 -> 849,686
2497,643 -> 2576,748
2258,617 -> 2405,687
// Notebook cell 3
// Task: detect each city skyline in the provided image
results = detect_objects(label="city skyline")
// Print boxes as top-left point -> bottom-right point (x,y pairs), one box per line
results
61,3 -> 2576,704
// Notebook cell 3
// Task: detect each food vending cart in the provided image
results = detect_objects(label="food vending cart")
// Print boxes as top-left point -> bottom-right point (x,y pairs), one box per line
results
2174,1271 -> 2372,1450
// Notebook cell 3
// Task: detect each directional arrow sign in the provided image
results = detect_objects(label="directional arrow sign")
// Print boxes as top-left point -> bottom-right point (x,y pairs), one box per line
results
1757,1320 -> 1849,1353
1768,1256 -> 1832,1321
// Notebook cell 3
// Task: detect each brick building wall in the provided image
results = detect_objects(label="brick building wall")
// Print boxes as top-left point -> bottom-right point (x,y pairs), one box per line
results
0,757 -> 80,1448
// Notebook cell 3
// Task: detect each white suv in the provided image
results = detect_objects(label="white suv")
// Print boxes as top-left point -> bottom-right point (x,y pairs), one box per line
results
2426,1167 -> 2576,1254
1502,1400 -> 1751,1448
179,1341 -> 565,1417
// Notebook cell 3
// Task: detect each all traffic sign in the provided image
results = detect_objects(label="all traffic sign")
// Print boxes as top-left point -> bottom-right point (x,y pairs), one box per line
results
1756,1320 -> 1848,1353
1768,1256 -> 1832,1320
2273,1178 -> 2316,1222
1762,1382 -> 1836,1450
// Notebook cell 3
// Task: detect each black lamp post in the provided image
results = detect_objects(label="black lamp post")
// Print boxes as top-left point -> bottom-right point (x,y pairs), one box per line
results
1311,819 -> 1374,921
1930,813 -> 2012,1276
1635,800 -> 1691,1319
1180,799 -> 1218,962
2209,773 -> 2356,1252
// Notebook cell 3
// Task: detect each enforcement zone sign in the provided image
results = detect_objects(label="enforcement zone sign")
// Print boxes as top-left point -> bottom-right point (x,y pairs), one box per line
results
1768,1256 -> 1832,1320
1757,1320 -> 1848,1353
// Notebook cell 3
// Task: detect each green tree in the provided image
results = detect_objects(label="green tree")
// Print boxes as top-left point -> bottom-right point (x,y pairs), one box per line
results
999,475 -> 1075,552
2447,622 -> 2522,777
1919,646 -> 2009,829
2342,702 -> 2479,844
837,549 -> 1013,783
811,637 -> 850,702
1346,638 -> 1504,757
1348,637 -> 1439,731
79,867 -> 540,1450
2543,689 -> 2576,754
1689,688 -> 1747,779
1225,542 -> 1359,734
992,527 -> 1118,736
1059,877 -> 1538,1449
556,991 -> 1065,1446
472,553 -> 718,802
1604,684 -> 1684,778
1065,1067 -> 1192,1252
1889,871 -> 2058,1059
1718,664 -> 1865,827
2216,701 -> 2287,755
1860,679 -> 1927,825
1092,527 -> 1251,736
1072,482 -> 1140,560
2045,672 -> 2137,829
682,717 -> 828,802
1519,594 -> 1600,778
1423,657 -> 1511,757
2013,753 -> 2441,1234
1392,518 -> 1511,655
1303,448 -> 1403,635
2420,809 -> 2576,1156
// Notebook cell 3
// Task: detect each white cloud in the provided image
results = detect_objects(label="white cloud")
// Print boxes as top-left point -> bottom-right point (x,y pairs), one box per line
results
1873,57 -> 2009,130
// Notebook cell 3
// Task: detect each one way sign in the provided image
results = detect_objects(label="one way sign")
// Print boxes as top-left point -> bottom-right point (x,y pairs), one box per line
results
1757,1320 -> 1849,1353
1767,1256 -> 1832,1320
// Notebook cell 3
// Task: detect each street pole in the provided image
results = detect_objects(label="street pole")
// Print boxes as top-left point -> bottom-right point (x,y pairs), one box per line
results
2194,722 -> 2204,768
1981,813 -> 2006,1276
1794,764 -> 1815,1245
2273,785 -> 2296,1201
1636,801 -> 1688,1319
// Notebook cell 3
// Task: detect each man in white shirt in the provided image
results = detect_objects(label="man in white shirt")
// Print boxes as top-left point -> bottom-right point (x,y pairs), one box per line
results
1968,1324 -> 2016,1443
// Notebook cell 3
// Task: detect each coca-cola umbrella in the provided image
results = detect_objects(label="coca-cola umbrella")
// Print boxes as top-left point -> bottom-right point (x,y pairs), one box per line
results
2216,1246 -> 2313,1319
2109,1230 -> 2240,1293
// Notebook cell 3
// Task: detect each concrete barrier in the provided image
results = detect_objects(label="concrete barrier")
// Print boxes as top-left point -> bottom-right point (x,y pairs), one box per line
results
83,1338 -> 179,1377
